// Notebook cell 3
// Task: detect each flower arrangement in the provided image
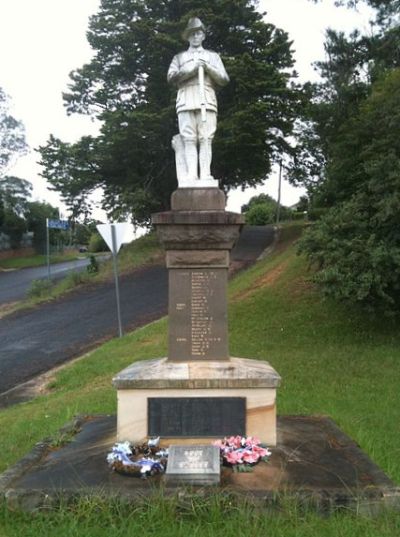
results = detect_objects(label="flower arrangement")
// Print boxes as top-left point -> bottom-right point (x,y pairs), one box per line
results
213,436 -> 271,471
107,436 -> 271,477
106,438 -> 168,478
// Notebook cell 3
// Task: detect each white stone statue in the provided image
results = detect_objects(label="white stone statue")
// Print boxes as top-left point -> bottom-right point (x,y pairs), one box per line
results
168,18 -> 229,188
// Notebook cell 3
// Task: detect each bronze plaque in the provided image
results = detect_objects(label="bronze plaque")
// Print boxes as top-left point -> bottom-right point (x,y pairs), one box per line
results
168,268 -> 228,360
148,397 -> 246,437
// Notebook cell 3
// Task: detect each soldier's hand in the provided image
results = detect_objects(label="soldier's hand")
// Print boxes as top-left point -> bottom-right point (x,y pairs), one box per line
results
181,60 -> 198,77
197,58 -> 208,70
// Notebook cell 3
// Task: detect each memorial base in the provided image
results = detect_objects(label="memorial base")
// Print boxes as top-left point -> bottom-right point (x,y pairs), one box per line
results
112,357 -> 281,446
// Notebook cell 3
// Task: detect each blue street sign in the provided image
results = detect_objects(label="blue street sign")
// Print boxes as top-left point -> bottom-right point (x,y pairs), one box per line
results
47,219 -> 70,230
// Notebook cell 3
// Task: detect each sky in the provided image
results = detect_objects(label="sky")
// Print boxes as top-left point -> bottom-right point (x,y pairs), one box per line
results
0,0 -> 374,220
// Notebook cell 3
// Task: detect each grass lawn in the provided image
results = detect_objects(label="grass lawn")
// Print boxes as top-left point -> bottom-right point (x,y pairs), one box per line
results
0,225 -> 399,535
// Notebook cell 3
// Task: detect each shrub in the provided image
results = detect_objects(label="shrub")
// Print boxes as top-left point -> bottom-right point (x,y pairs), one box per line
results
27,279 -> 53,299
87,255 -> 99,274
245,204 -> 275,225
88,232 -> 108,253
299,70 -> 400,314
69,271 -> 88,285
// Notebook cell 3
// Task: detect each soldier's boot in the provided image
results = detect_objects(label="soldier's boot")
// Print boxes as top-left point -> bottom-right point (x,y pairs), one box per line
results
199,139 -> 213,180
183,140 -> 199,182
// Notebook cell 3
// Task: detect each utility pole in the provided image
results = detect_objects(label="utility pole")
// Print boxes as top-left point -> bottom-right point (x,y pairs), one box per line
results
46,218 -> 50,280
276,160 -> 283,225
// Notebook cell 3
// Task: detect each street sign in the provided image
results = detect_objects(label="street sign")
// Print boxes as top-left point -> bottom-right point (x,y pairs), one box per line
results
47,219 -> 70,230
46,218 -> 70,279
96,223 -> 134,338
96,223 -> 133,254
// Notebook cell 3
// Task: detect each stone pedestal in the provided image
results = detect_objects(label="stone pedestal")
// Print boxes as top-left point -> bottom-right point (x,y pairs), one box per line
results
113,357 -> 280,445
153,189 -> 243,361
113,188 -> 281,446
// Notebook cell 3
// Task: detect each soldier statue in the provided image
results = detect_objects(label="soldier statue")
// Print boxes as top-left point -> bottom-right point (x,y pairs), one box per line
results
168,17 -> 229,187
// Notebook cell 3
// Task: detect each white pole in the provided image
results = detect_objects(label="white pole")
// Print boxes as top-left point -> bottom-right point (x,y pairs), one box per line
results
276,160 -> 282,225
46,218 -> 50,280
111,224 -> 123,338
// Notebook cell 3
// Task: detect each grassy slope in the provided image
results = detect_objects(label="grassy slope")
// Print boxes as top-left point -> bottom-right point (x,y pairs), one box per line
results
94,232 -> 162,279
0,224 -> 399,536
0,253 -> 83,270
50,232 -> 162,293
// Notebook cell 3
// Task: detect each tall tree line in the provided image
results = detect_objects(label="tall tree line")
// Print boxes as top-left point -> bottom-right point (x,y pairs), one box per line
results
0,89 -> 59,252
293,0 -> 400,313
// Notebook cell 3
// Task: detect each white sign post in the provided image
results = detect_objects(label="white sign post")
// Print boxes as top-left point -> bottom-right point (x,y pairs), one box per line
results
46,218 -> 70,280
97,223 -> 134,338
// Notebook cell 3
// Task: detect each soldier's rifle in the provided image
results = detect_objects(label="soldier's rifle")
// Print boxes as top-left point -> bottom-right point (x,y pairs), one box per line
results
198,64 -> 207,123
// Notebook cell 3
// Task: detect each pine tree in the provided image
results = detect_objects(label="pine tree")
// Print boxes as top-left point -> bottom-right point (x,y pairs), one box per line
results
38,0 -> 303,224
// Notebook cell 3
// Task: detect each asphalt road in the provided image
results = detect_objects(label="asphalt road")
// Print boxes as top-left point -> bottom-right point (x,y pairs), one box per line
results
0,264 -> 168,396
0,255 -> 109,305
0,225 -> 274,397
232,225 -> 275,261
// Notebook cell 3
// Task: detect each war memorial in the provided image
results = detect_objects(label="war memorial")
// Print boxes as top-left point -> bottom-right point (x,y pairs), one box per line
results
113,18 -> 281,452
0,17 -> 398,514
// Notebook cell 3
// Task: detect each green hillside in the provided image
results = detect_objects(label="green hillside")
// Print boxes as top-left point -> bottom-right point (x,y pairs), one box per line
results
1,224 -> 399,536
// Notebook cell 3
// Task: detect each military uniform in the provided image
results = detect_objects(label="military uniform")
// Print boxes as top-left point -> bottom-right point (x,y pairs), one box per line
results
168,48 -> 228,143
167,17 -> 229,184
168,43 -> 229,182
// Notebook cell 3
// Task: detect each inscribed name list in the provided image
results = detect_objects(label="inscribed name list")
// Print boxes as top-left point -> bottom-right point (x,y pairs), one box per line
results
169,268 -> 228,360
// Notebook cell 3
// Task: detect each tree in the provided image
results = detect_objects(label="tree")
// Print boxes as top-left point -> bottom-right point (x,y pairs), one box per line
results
0,88 -> 29,248
287,28 -> 376,194
295,195 -> 309,213
242,192 -> 292,224
0,176 -> 32,220
310,0 -> 400,26
88,231 -> 108,253
286,1 -> 400,312
299,69 -> 400,313
38,0 -> 304,225
241,193 -> 276,213
0,176 -> 32,248
289,2 -> 400,195
73,219 -> 98,246
25,201 -> 59,253
246,203 -> 276,225
0,88 -> 27,177
0,178 -> 61,252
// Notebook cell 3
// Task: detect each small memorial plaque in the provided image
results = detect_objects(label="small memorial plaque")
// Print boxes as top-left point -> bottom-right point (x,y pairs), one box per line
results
165,445 -> 220,485
148,397 -> 246,438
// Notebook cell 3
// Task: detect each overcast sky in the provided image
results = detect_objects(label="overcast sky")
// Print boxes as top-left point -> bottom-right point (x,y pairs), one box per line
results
0,0 -> 374,219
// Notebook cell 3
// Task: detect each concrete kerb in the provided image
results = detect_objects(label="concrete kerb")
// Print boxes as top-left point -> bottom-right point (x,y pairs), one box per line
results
0,415 -> 86,495
0,352 -> 94,409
